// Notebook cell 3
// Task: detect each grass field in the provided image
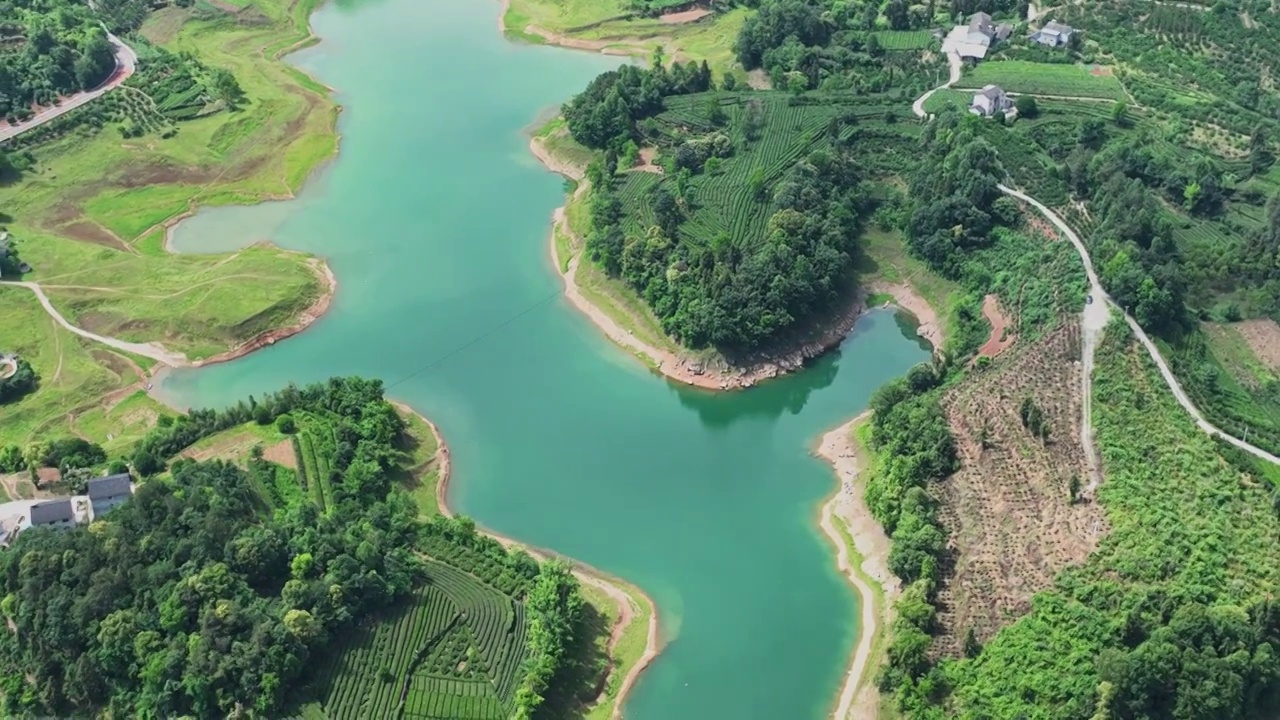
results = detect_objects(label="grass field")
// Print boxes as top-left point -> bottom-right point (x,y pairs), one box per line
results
921,88 -> 971,114
0,287 -> 169,451
504,0 -> 749,75
956,60 -> 1127,100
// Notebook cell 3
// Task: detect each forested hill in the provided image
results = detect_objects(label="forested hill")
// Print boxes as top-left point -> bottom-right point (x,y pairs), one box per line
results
0,0 -> 124,121
0,378 -> 584,719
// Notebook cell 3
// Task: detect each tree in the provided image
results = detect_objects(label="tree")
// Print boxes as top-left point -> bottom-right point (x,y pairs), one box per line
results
1014,95 -> 1039,118
74,33 -> 117,91
1111,100 -> 1129,127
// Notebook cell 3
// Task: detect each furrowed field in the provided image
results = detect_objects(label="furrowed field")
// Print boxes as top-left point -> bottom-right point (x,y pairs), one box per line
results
956,60 -> 1128,100
873,29 -> 936,50
305,561 -> 532,720
618,91 -> 918,249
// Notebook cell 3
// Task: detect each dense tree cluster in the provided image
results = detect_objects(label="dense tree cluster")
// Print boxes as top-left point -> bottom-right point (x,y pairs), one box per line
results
0,1 -> 120,122
563,58 -> 712,152
589,141 -> 873,350
732,0 -> 1001,93
861,363 -> 956,693
0,357 -> 36,404
905,115 -> 1015,276
0,458 -> 421,717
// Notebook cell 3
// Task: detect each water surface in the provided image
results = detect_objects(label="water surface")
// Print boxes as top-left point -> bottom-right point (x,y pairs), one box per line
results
161,2 -> 930,716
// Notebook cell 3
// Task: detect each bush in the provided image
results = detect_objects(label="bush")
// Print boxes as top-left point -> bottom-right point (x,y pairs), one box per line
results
276,414 -> 297,435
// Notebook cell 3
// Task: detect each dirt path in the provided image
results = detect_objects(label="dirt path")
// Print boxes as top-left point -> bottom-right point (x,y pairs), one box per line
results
0,32 -> 137,143
977,294 -> 1015,359
816,414 -> 899,720
427,407 -> 660,718
0,280 -> 188,365
660,8 -> 711,23
999,184 -> 1280,469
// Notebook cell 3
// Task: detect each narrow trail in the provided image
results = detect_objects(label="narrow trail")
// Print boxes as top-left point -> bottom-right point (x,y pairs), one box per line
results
0,281 -> 188,366
998,185 -> 1280,468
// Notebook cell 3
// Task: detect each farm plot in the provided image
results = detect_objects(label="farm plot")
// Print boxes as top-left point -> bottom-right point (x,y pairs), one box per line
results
294,413 -> 338,511
873,29 -> 936,50
422,559 -> 530,705
636,92 -> 909,251
310,586 -> 461,720
956,60 -> 1128,100
930,321 -> 1108,658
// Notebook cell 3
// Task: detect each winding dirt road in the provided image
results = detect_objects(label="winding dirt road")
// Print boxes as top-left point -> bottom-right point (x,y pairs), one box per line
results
0,32 -> 137,143
998,185 -> 1280,468
0,280 -> 187,366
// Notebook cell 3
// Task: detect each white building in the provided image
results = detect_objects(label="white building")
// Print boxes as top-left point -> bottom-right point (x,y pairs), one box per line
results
970,85 -> 1015,118
1030,20 -> 1074,47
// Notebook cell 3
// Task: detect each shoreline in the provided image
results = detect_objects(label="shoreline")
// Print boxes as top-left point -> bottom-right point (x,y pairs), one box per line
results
425,408 -> 661,720
532,132 -> 888,392
814,287 -> 941,719
814,414 -> 898,720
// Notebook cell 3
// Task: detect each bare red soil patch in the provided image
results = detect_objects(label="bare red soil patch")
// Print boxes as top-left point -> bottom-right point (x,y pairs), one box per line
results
660,8 -> 712,23
976,294 -> 1016,359
633,146 -> 663,173
932,322 -> 1108,657
262,440 -> 297,469
1089,64 -> 1115,76
1235,318 -> 1280,370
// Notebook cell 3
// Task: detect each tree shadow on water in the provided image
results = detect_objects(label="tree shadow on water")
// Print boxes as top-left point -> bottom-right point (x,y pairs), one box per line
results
670,347 -> 843,431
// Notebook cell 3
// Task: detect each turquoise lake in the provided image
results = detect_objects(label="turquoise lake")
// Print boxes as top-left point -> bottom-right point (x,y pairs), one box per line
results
159,1 -> 931,716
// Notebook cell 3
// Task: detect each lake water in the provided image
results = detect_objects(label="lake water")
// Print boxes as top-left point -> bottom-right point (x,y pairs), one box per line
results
160,1 -> 931,716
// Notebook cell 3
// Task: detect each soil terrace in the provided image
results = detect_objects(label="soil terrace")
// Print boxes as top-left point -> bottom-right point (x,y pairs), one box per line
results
932,321 -> 1108,657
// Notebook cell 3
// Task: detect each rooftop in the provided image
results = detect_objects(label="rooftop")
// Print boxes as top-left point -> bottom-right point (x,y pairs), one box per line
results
29,499 -> 74,526
87,473 -> 132,500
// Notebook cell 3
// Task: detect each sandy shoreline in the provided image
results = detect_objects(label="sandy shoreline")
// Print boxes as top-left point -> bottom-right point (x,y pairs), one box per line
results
426,409 -> 660,720
815,414 -> 899,720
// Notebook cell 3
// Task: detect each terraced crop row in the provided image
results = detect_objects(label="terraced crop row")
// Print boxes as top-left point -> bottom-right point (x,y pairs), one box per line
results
314,586 -> 460,720
422,560 -> 530,706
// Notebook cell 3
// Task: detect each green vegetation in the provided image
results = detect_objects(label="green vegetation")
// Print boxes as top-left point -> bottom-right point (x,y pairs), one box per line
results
872,29 -> 936,51
956,61 -> 1127,100
0,378 -> 589,720
918,326 -> 1280,719
0,0 -> 338,453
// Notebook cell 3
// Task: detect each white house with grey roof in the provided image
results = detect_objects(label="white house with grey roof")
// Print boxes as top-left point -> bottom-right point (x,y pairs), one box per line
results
1030,20 -> 1074,47
87,473 -> 133,520
970,85 -> 1015,118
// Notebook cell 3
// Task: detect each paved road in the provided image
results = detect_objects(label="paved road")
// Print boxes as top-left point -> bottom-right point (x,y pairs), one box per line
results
911,30 -> 964,119
998,184 -> 1280,468
0,32 -> 137,144
0,281 -> 188,366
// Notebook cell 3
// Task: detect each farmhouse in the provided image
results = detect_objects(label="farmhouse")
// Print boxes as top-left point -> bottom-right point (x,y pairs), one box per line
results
970,85 -> 1015,118
28,498 -> 75,531
950,12 -> 1014,61
1030,20 -> 1075,47
87,473 -> 133,519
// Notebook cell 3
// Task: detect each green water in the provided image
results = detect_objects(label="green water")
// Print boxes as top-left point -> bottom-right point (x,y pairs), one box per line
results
159,1 -> 930,716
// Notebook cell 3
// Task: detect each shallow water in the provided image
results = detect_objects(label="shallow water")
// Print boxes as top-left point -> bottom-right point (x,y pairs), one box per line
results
160,1 -> 931,716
